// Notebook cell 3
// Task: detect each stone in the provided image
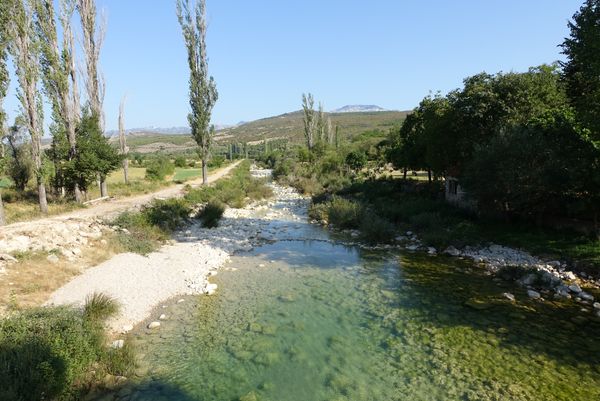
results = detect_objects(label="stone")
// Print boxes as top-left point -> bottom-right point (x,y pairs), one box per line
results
0,253 -> 17,263
563,271 -> 577,280
121,324 -> 134,333
46,254 -> 60,264
205,283 -> 218,295
502,292 -> 515,302
444,246 -> 461,256
177,298 -> 185,303
147,321 -> 161,329
159,314 -> 167,320
427,247 -> 437,255
520,274 -> 537,286
71,247 -> 82,256
568,284 -> 582,293
258,263 -> 266,268
579,292 -> 594,302
111,339 -> 124,349
527,290 -> 541,299
406,231 -> 413,236
593,302 -> 600,310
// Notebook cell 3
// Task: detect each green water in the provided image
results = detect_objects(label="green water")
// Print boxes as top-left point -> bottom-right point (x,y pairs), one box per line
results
115,237 -> 600,401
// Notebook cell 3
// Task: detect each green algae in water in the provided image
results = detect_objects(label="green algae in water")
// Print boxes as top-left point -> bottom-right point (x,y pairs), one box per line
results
120,241 -> 600,401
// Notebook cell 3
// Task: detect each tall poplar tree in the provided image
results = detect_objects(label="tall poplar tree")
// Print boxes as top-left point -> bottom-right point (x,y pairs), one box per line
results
9,0 -> 48,214
176,0 -> 218,185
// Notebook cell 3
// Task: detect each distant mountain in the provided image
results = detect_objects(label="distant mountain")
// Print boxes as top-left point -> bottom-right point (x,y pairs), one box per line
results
106,124 -> 236,138
332,105 -> 386,113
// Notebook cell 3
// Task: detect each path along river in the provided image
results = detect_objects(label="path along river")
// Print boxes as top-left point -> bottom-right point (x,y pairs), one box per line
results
98,173 -> 600,401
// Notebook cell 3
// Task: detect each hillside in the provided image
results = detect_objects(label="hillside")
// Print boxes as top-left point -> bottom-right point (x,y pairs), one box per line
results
115,110 -> 408,153
214,109 -> 408,144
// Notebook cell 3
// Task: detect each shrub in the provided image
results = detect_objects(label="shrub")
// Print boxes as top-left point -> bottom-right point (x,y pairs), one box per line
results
345,150 -> 368,172
327,197 -> 362,229
198,200 -> 225,228
145,157 -> 175,181
111,211 -> 166,255
308,202 -> 329,223
408,212 -> 445,230
142,198 -> 190,232
0,298 -> 131,401
360,212 -> 395,244
174,156 -> 187,168
208,155 -> 226,168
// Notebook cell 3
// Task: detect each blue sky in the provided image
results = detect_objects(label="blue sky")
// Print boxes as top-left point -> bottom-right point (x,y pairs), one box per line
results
3,0 -> 584,131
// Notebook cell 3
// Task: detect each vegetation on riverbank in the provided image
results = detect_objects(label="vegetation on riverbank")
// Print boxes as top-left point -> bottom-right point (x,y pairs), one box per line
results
0,293 -> 134,401
111,161 -> 272,255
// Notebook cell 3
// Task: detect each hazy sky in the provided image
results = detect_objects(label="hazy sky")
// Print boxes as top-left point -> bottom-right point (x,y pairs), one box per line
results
3,0 -> 584,131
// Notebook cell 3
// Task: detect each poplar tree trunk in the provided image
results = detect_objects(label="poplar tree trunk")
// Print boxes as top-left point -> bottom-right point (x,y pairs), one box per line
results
123,159 -> 129,184
38,180 -> 48,214
202,159 -> 208,185
0,192 -> 5,226
100,178 -> 108,197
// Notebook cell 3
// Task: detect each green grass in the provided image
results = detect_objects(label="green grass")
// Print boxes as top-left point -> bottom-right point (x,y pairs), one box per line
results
173,168 -> 202,182
197,200 -> 225,228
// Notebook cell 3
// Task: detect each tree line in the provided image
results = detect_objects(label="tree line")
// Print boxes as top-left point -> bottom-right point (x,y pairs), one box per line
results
0,0 -> 125,225
387,0 -> 600,226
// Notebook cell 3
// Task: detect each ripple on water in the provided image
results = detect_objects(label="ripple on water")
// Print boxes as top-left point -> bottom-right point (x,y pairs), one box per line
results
102,237 -> 600,401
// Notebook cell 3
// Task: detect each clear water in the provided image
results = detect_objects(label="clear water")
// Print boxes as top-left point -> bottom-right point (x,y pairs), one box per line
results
112,236 -> 600,401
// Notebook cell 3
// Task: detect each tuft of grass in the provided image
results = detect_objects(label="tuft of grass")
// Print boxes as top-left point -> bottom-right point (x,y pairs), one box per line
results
197,200 -> 225,228
83,292 -> 120,324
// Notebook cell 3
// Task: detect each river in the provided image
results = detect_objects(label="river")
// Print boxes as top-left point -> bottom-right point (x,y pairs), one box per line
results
99,177 -> 600,401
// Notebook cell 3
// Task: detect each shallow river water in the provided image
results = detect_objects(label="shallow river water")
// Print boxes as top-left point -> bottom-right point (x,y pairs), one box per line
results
105,188 -> 600,401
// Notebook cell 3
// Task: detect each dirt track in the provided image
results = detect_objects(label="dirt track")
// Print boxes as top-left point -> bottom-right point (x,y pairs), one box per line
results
2,160 -> 242,233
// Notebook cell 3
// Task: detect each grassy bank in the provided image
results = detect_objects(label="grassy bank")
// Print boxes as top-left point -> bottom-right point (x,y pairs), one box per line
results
111,160 -> 272,255
263,149 -> 599,271
0,294 -> 134,401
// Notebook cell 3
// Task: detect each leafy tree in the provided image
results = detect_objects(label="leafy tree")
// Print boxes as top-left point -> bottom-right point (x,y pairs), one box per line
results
174,156 -> 187,168
345,150 -> 367,172
176,0 -> 218,185
462,111 -> 600,221
561,0 -> 600,142
145,156 -> 174,181
66,112 -> 120,193
4,123 -> 32,191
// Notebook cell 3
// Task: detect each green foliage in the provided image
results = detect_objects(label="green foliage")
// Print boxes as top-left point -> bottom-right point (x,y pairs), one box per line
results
345,150 -> 367,171
359,211 -> 395,244
0,302 -> 133,401
145,156 -> 175,181
561,0 -> 600,141
174,156 -> 187,168
66,112 -> 122,192
142,198 -> 189,232
83,292 -> 120,324
324,197 -> 362,229
111,211 -> 167,255
462,112 -> 600,219
198,200 -> 225,228
208,155 -> 225,168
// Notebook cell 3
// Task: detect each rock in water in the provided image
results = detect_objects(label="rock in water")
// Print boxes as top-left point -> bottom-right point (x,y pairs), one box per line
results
205,283 -> 218,295
147,321 -> 161,329
527,290 -> 541,299
503,292 -> 515,302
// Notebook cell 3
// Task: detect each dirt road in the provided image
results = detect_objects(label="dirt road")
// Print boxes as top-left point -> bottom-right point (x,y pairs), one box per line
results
3,161 -> 242,231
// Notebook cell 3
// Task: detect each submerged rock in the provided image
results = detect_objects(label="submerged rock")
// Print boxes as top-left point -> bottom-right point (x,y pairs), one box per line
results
147,321 -> 161,329
527,290 -> 541,299
502,292 -> 516,302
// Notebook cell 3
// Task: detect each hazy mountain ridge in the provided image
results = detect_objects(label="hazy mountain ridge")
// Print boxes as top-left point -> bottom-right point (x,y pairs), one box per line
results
333,105 -> 386,113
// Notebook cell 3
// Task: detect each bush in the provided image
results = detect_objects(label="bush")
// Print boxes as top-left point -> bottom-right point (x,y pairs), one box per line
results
0,295 -> 131,401
145,157 -> 175,181
327,197 -> 362,229
360,212 -> 395,244
111,211 -> 166,255
208,155 -> 226,168
142,198 -> 190,232
197,200 -> 225,228
174,156 -> 187,168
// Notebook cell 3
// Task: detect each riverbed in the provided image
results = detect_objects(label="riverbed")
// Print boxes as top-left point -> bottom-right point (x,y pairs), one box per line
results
98,176 -> 600,401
